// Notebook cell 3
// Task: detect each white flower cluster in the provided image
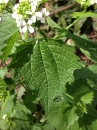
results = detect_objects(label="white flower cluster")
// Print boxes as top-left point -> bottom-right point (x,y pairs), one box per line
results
76,0 -> 97,6
12,0 -> 49,33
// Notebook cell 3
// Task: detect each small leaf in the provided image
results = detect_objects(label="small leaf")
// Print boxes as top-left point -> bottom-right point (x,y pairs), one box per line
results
81,91 -> 94,104
0,13 -> 18,55
66,106 -> 80,129
46,17 -> 62,29
1,32 -> 18,61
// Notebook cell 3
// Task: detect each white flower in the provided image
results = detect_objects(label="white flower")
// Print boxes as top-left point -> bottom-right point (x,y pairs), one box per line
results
40,8 -> 49,23
2,114 -> 7,119
0,0 -> 9,3
12,4 -> 22,19
0,16 -> 2,22
12,13 -> 23,19
16,19 -> 25,27
19,20 -> 34,33
26,4 -> 42,23
13,4 -> 19,11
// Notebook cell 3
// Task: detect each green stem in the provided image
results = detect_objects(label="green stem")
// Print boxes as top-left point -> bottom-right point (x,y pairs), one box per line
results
24,30 -> 29,42
65,93 -> 74,100
66,18 -> 79,30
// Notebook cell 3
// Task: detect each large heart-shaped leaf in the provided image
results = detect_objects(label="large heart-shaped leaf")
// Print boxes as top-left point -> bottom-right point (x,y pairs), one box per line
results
11,39 -> 81,112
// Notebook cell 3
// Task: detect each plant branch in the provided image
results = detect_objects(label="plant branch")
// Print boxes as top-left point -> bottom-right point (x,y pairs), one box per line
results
49,3 -> 75,16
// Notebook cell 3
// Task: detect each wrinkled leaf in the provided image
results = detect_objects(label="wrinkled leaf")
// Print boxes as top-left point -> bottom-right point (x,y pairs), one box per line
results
12,39 -> 81,112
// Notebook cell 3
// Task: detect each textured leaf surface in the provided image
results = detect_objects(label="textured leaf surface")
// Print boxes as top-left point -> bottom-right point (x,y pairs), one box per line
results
0,13 -> 18,55
81,91 -> 94,104
46,17 -> 61,29
14,39 -> 81,112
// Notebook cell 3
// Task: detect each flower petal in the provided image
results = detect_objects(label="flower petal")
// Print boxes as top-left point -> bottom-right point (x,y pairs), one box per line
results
45,11 -> 49,16
0,17 -> 2,22
41,17 -> 45,23
28,26 -> 34,33
28,18 -> 33,25
35,12 -> 42,20
31,15 -> 36,23
22,26 -> 27,33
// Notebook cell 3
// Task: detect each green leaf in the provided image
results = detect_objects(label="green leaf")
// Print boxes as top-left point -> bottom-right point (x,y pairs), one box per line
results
48,101 -> 97,130
46,17 -> 62,29
23,90 -> 37,113
13,111 -> 31,130
14,101 -> 31,114
12,101 -> 31,129
0,13 -> 18,55
81,91 -> 94,104
68,79 -> 91,99
72,12 -> 97,19
0,68 -> 7,79
66,105 -> 80,129
0,77 -> 6,88
43,123 -> 55,130
74,64 -> 97,88
32,123 -> 43,130
48,101 -> 82,130
9,41 -> 34,68
1,32 -> 18,61
14,39 -> 81,112
47,102 -> 66,130
0,93 -> 15,118
74,64 -> 97,80
57,29 -> 97,62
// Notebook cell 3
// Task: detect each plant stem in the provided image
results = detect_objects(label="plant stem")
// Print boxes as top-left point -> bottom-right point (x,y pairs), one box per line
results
66,18 -> 79,30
